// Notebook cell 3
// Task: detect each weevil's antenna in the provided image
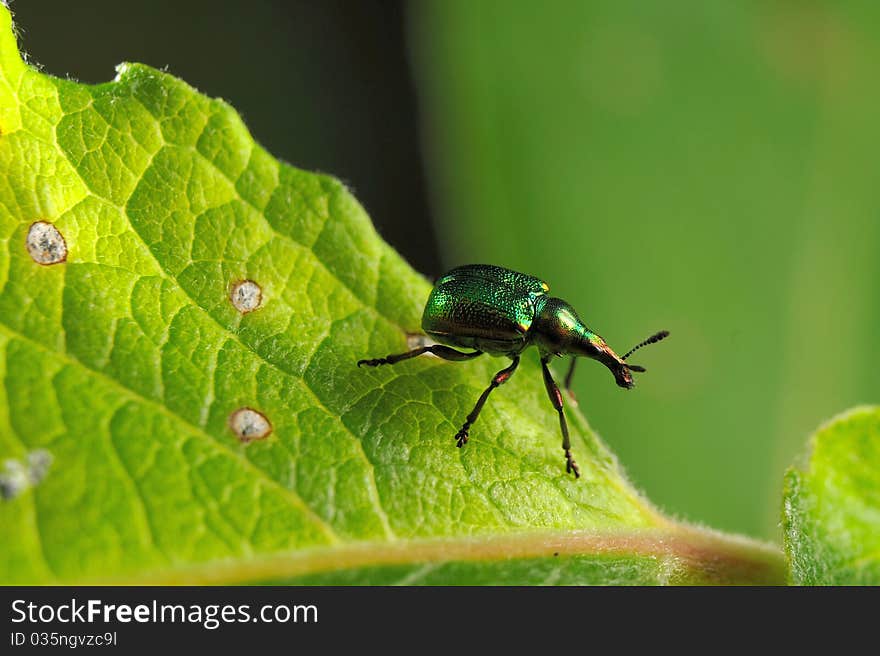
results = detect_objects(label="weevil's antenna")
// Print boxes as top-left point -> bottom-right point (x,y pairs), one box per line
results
621,330 -> 669,371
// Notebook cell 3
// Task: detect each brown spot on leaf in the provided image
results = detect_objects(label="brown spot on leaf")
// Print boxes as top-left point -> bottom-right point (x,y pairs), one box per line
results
0,449 -> 53,500
26,221 -> 67,265
228,407 -> 272,443
230,279 -> 262,314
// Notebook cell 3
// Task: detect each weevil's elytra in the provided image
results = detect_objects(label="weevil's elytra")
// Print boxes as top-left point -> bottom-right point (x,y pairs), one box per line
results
357,264 -> 669,477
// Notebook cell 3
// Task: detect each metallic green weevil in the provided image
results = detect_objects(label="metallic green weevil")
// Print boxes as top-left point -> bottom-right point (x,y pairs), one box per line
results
357,264 -> 668,477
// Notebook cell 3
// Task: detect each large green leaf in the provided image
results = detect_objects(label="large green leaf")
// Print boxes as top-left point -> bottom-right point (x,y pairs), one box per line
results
0,5 -> 782,584
783,406 -> 880,585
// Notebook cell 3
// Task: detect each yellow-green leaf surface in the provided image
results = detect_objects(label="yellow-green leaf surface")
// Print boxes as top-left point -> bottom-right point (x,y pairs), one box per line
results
783,407 -> 880,585
0,6 -> 782,585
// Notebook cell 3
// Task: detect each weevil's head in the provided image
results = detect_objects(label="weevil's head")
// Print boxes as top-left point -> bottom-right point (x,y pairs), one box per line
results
534,298 -> 633,388
575,333 -> 638,389
534,298 -> 669,389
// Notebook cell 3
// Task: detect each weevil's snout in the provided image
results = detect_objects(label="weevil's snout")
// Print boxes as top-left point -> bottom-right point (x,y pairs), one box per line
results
614,364 -> 635,389
571,334 -> 634,387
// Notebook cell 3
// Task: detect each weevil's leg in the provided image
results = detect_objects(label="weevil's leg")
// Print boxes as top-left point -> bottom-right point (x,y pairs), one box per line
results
358,345 -> 483,367
563,358 -> 578,402
454,356 -> 520,447
541,356 -> 580,478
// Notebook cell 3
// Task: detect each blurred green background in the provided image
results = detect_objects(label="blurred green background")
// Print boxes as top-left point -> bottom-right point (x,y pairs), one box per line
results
14,0 -> 880,539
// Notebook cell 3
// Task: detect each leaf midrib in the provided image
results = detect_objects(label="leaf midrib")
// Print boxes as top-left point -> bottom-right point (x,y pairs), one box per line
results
85,526 -> 787,586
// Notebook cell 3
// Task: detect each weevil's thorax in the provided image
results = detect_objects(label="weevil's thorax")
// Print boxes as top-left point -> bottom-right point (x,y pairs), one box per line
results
531,297 -> 634,388
531,297 -> 595,356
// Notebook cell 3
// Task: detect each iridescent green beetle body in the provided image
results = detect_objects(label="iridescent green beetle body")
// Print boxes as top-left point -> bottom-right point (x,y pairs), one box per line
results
422,264 -> 549,355
358,264 -> 668,477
